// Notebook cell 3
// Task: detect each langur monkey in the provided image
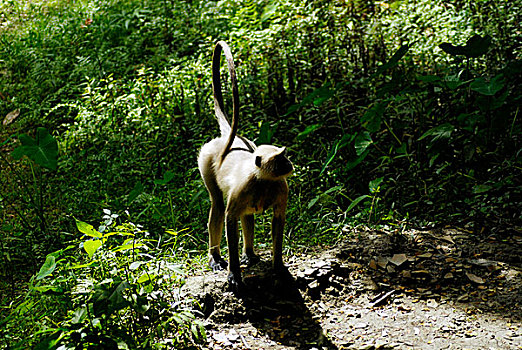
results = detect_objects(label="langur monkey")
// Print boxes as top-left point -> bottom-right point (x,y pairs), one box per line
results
198,41 -> 293,291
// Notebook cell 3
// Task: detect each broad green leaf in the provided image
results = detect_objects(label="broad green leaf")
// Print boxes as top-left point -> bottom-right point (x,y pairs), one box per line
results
11,127 -> 58,170
33,285 -> 63,293
261,2 -> 279,22
285,82 -> 335,115
429,153 -> 440,167
439,34 -> 491,58
361,102 -> 386,132
296,124 -> 321,141
302,83 -> 333,106
439,42 -> 465,57
375,44 -> 410,75
154,170 -> 176,185
313,87 -> 334,106
442,75 -> 470,90
133,295 -> 150,313
346,148 -> 370,171
369,177 -> 384,193
464,34 -> 492,58
418,123 -> 454,142
307,186 -> 341,209
346,195 -> 369,212
84,240 -> 102,258
107,281 -> 131,313
128,182 -> 144,204
70,261 -> 96,269
396,143 -> 407,155
473,184 -> 492,194
129,261 -> 144,270
111,242 -> 146,252
36,255 -> 56,280
308,195 -> 320,209
76,220 -> 102,238
137,273 -> 158,284
354,131 -> 372,156
71,308 -> 87,324
257,120 -> 274,145
34,334 -> 61,349
285,103 -> 301,116
470,75 -> 505,96
416,75 -> 441,83
324,185 -> 343,195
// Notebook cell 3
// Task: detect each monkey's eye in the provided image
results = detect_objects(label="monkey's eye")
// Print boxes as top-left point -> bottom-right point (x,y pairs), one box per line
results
255,156 -> 262,167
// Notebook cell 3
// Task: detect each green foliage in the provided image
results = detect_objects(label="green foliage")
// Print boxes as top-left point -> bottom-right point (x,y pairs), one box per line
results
0,0 -> 520,344
440,34 -> 492,58
11,128 -> 58,170
2,215 -> 205,349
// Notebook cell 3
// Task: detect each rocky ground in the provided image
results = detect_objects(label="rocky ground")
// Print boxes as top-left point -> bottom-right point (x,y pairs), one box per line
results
182,226 -> 522,349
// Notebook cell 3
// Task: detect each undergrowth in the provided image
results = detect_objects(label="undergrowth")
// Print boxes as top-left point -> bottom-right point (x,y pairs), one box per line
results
1,213 -> 206,349
0,0 -> 520,347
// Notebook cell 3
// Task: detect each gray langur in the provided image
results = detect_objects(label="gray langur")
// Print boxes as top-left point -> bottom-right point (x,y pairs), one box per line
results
198,41 -> 293,291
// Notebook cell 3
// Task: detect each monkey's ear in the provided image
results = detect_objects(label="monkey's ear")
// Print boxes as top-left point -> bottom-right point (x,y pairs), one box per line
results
255,156 -> 262,167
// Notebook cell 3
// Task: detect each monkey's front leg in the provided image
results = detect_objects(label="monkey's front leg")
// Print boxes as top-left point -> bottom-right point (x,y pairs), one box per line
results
271,208 -> 286,271
225,215 -> 243,292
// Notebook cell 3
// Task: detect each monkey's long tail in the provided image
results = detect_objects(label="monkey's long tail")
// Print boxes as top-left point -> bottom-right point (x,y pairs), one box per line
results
212,41 -> 239,160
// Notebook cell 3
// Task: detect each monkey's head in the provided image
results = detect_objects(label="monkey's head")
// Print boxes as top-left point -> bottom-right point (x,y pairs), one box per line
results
254,145 -> 293,180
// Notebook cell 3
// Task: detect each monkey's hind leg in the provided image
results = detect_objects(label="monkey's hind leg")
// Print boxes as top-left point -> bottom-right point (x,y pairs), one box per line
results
240,214 -> 260,266
207,190 -> 227,271
225,214 -> 243,292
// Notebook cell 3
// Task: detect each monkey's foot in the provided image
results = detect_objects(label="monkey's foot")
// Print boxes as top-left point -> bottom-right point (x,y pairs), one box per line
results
209,255 -> 227,272
240,252 -> 260,266
227,271 -> 245,295
273,262 -> 292,279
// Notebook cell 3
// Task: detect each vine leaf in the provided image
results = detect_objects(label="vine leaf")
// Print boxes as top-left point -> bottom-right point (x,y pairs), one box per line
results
36,255 -> 56,280
439,34 -> 492,58
84,240 -> 102,258
154,170 -> 176,185
346,195 -> 369,212
11,127 -> 58,170
418,123 -> 454,142
257,121 -> 274,145
375,44 -> 410,75
470,75 -> 505,96
128,182 -> 144,204
76,220 -> 102,238
354,131 -> 373,156
296,124 -> 321,141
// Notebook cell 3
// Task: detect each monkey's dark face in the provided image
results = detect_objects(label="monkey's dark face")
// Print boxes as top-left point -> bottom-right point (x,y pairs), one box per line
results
255,146 -> 293,180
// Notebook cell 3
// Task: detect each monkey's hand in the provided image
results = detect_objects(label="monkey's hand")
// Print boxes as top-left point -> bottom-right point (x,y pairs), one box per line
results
240,252 -> 260,266
209,254 -> 228,272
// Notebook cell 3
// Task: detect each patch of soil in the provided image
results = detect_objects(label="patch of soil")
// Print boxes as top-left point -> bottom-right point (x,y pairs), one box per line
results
182,227 -> 522,349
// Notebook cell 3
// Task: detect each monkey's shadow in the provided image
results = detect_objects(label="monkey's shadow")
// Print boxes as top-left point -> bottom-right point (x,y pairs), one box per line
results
237,260 -> 337,349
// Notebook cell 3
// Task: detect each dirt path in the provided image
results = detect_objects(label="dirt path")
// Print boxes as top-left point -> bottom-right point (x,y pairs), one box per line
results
182,227 -> 522,349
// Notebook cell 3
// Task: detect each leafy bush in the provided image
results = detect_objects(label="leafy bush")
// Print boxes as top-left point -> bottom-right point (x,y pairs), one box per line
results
1,213 -> 205,349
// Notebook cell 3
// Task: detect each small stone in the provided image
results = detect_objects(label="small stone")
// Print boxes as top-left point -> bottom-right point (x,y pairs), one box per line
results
354,322 -> 368,329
